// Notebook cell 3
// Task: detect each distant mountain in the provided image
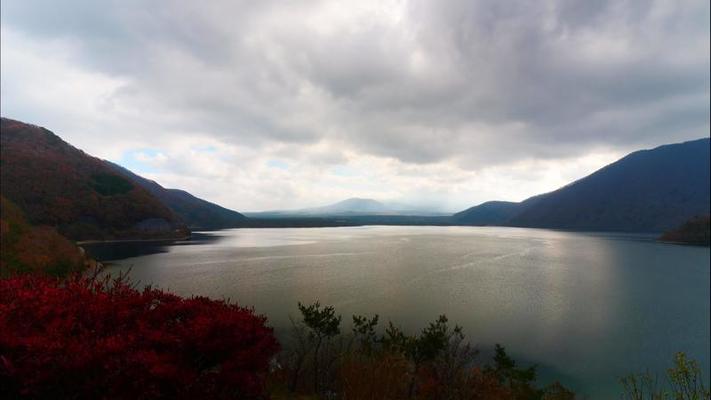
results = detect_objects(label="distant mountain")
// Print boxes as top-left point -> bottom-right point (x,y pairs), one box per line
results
107,163 -> 247,230
245,197 -> 446,218
453,201 -> 521,226
0,118 -> 188,241
454,138 -> 710,232
301,197 -> 388,214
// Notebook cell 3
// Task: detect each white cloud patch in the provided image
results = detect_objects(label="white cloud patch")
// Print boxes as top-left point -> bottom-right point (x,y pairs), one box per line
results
1,0 -> 708,212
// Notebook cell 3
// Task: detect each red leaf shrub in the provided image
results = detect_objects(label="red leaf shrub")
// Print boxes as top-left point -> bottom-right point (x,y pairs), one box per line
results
0,274 -> 279,399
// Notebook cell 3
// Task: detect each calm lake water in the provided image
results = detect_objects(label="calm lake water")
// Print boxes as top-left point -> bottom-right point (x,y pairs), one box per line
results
93,226 -> 710,398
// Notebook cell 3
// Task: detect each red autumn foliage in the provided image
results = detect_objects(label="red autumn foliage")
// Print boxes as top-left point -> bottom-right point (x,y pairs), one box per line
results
0,274 -> 279,399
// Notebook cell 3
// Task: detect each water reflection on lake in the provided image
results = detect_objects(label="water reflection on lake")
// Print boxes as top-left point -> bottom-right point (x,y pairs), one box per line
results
89,226 -> 710,399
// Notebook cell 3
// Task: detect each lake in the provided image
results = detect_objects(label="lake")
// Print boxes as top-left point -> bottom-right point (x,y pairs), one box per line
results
91,226 -> 710,398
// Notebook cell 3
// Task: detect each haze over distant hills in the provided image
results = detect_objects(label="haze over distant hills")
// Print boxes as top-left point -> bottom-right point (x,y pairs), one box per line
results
455,138 -> 710,232
244,197 -> 447,218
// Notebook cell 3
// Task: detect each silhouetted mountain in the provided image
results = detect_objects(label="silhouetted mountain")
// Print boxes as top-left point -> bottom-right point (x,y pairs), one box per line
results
0,118 -> 188,241
107,163 -> 247,229
245,197 -> 446,217
510,138 -> 710,232
455,138 -> 710,232
453,201 -> 520,225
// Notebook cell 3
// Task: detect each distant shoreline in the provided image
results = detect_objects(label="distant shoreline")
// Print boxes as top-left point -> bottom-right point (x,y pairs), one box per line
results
74,222 -> 689,246
76,235 -> 191,245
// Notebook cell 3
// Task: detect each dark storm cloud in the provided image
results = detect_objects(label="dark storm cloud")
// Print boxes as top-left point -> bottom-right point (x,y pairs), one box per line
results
1,0 -> 709,167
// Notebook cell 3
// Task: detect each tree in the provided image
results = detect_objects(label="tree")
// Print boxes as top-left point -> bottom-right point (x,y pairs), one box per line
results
485,344 -> 542,399
621,352 -> 710,400
352,313 -> 379,354
297,301 -> 342,393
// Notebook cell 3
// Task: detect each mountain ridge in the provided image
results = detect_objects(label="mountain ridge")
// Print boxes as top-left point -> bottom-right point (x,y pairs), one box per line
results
107,162 -> 247,230
0,117 -> 247,240
3,117 -> 708,235
0,118 -> 188,241
245,197 -> 447,218
455,137 -> 710,232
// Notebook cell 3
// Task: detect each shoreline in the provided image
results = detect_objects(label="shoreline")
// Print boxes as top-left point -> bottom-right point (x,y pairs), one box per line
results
76,235 -> 191,245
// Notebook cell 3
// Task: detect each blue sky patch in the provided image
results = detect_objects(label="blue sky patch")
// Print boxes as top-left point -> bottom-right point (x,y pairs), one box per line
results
331,165 -> 358,177
267,159 -> 289,169
115,148 -> 161,173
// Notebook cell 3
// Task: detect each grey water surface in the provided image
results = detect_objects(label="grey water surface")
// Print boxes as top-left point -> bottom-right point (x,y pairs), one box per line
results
96,226 -> 710,399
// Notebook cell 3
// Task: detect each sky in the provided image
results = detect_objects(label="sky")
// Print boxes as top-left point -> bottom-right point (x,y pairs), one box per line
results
1,0 -> 709,212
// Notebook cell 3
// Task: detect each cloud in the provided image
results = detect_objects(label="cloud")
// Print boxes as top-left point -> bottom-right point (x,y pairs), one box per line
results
1,0 -> 708,211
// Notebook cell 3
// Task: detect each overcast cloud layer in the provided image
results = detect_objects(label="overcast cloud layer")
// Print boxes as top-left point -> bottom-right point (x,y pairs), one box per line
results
1,0 -> 709,212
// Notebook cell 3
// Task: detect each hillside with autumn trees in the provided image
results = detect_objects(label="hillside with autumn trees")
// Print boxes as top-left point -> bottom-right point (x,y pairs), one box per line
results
0,118 -> 189,241
0,195 -> 88,277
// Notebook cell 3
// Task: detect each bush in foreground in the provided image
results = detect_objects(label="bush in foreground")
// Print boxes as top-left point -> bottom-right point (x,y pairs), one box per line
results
275,301 -> 574,399
0,273 -> 279,399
